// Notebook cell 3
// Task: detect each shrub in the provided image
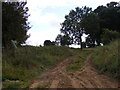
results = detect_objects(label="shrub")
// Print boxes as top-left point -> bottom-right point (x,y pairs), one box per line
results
101,29 -> 120,45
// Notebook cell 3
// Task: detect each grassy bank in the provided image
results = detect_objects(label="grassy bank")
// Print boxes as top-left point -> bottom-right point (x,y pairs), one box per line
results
2,46 -> 77,88
93,39 -> 119,79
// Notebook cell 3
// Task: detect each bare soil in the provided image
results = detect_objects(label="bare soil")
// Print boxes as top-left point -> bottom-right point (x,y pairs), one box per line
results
30,54 -> 119,88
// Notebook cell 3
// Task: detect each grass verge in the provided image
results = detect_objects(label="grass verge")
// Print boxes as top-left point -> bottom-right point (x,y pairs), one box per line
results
92,39 -> 119,79
66,49 -> 93,71
2,46 -> 77,88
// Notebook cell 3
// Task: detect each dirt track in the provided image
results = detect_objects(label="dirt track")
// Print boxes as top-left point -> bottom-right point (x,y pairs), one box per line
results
30,54 -> 118,88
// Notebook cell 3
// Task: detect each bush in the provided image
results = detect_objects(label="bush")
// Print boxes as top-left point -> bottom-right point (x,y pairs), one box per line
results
101,29 -> 120,45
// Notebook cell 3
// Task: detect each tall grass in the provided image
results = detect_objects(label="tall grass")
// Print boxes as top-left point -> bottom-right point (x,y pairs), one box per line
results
93,39 -> 119,79
2,46 -> 76,87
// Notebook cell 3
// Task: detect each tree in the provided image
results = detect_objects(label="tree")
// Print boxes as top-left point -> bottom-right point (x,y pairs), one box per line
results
94,1 -> 120,33
55,34 -> 72,46
101,29 -> 120,45
60,6 -> 92,49
107,2 -> 119,7
44,40 -> 55,46
51,41 -> 55,46
81,42 -> 86,48
86,36 -> 95,48
61,35 -> 72,46
58,2 -> 120,48
81,12 -> 101,46
2,2 -> 30,48
55,34 -> 62,46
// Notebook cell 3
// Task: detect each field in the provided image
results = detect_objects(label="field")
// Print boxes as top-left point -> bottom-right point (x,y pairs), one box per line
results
2,46 -> 77,88
2,40 -> 119,88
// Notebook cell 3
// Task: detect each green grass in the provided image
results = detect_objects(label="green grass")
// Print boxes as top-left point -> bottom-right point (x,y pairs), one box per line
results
66,49 -> 93,71
2,46 -> 77,88
3,40 -> 119,88
3,82 -> 21,88
93,39 -> 119,79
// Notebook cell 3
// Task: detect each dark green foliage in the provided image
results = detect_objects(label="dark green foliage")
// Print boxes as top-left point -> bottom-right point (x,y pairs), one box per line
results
107,2 -> 119,7
55,34 -> 72,46
94,2 -> 120,32
86,36 -> 95,48
81,13 -> 101,46
101,29 -> 120,45
2,2 -> 30,48
57,1 -> 120,48
60,35 -> 72,46
81,42 -> 86,48
60,6 -> 92,49
44,40 -> 55,46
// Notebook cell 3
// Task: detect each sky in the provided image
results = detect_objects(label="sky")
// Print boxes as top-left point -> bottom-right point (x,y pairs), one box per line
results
25,0 -> 120,47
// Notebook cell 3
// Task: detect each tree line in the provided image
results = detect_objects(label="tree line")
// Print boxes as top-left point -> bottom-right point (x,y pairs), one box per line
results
2,1 -> 120,49
54,1 -> 120,49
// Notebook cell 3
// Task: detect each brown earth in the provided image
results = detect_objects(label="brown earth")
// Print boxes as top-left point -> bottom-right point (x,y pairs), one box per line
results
30,54 -> 119,88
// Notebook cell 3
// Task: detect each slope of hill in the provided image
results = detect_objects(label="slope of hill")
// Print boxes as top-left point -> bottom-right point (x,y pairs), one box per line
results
2,46 -> 77,88
93,39 -> 119,79
2,40 -> 119,88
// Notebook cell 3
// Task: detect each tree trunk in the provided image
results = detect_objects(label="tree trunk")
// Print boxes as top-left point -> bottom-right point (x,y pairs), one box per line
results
80,36 -> 82,50
81,42 -> 83,50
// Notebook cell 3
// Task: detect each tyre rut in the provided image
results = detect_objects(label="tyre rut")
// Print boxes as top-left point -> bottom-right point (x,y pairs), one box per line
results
30,54 -> 118,88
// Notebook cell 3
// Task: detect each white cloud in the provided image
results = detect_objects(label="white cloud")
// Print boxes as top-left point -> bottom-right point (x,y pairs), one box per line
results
27,0 -> 118,26
26,28 -> 60,46
26,0 -> 67,9
37,13 -> 63,25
